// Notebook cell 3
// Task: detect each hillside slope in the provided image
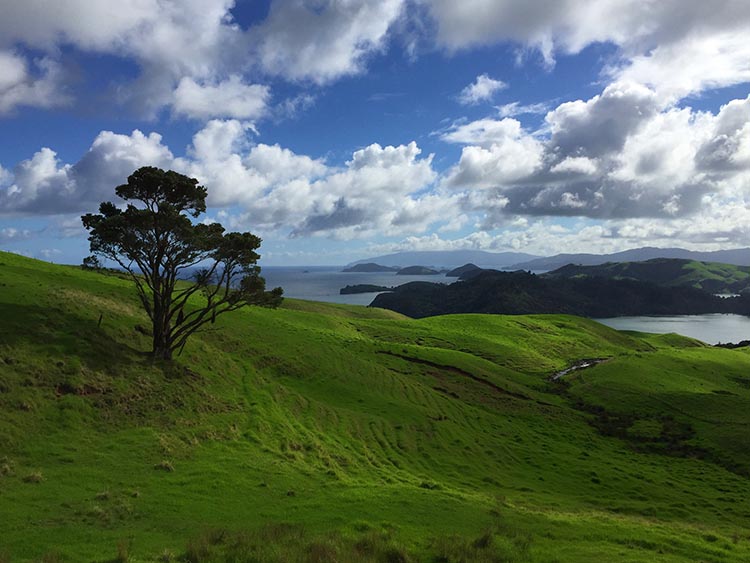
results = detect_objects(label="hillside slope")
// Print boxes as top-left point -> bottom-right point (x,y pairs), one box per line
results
546,258 -> 750,294
511,246 -> 750,271
1,251 -> 750,562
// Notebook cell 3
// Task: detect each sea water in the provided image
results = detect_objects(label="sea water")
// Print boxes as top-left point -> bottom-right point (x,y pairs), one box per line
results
260,266 -> 450,306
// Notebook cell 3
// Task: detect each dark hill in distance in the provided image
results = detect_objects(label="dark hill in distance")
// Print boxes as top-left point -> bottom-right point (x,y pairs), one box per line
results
511,246 -> 750,271
546,258 -> 750,294
370,270 -> 749,319
342,262 -> 398,272
446,263 -> 482,278
340,284 -> 393,294
396,265 -> 441,275
347,250 -> 538,269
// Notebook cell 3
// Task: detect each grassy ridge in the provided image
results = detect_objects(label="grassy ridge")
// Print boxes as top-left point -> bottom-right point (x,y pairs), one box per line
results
1,251 -> 750,562
548,258 -> 750,293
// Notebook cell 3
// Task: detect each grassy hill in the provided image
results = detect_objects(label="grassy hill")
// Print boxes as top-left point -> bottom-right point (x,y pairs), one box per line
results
2,251 -> 750,562
546,258 -> 750,294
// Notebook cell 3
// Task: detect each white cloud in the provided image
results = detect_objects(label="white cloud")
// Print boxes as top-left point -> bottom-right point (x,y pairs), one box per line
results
441,117 -> 530,147
0,130 -> 173,214
173,76 -> 270,120
438,84 -> 750,223
545,81 -> 660,158
458,73 -> 507,105
253,0 -> 406,83
0,0 -> 411,116
244,143 -> 327,184
497,101 -> 549,118
611,29 -> 750,102
424,0 -> 646,58
425,0 -> 750,103
441,118 -> 544,187
0,227 -> 33,243
1,121 -> 454,241
550,157 -> 598,175
0,52 -> 69,114
0,1 -> 245,115
0,51 -> 26,91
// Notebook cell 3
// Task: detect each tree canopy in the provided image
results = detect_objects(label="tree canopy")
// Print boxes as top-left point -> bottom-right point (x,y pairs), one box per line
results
81,166 -> 283,360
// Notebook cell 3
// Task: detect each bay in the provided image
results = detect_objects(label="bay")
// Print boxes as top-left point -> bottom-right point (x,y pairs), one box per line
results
595,314 -> 750,345
260,266 -> 450,306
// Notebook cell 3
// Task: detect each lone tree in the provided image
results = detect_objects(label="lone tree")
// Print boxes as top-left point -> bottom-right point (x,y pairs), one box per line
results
82,166 -> 283,360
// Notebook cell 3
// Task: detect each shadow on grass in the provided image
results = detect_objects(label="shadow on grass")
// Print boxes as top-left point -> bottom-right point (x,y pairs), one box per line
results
0,302 -> 148,374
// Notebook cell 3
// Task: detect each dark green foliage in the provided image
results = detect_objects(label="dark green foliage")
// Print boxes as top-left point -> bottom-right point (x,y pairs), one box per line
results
396,266 -> 440,275
81,166 -> 282,360
546,257 -> 750,294
445,263 -> 482,278
371,269 -> 747,318
340,284 -> 393,294
81,255 -> 102,270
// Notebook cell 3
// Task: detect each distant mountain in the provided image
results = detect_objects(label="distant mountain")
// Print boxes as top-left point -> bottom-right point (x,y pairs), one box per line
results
511,246 -> 750,271
370,270 -> 749,319
347,250 -> 538,269
545,258 -> 750,294
342,262 -> 399,272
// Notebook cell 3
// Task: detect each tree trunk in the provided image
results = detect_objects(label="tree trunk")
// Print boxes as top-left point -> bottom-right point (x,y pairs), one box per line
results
152,344 -> 172,361
151,295 -> 172,360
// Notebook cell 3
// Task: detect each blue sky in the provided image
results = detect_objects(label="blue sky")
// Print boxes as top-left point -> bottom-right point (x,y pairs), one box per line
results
1,1 -> 750,265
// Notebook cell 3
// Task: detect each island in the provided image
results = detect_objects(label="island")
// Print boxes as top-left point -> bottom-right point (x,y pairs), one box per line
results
396,265 -> 441,275
342,262 -> 399,272
370,269 -> 750,318
340,284 -> 394,294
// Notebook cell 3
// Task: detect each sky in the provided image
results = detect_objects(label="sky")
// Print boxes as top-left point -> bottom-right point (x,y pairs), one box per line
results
1,1 -> 750,266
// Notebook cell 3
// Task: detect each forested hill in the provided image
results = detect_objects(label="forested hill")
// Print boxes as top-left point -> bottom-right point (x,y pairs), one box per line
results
545,258 -> 750,294
370,269 -> 750,318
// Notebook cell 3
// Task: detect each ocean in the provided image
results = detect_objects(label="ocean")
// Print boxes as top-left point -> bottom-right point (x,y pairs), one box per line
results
260,266 -> 450,306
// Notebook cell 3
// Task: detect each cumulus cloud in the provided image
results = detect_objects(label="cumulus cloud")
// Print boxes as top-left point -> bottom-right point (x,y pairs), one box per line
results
0,1 -> 413,115
0,52 -> 69,114
253,0 -> 406,83
172,76 -> 270,120
545,81 -> 660,158
440,85 -> 750,222
0,0 -> 246,115
425,0 -> 750,101
260,141 -> 443,238
424,0 -> 646,60
610,29 -> 750,103
0,130 -> 173,214
1,121 -> 453,241
458,74 -> 507,105
3,0 -> 748,119
441,118 -> 544,187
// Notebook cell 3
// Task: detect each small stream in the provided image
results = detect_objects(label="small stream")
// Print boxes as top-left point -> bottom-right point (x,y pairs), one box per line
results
550,358 -> 608,381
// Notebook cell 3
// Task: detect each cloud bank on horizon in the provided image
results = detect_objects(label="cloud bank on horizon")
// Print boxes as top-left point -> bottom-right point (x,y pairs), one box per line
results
1,0 -> 750,264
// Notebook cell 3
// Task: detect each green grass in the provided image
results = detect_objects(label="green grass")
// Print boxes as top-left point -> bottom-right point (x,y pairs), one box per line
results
1,250 -> 750,562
